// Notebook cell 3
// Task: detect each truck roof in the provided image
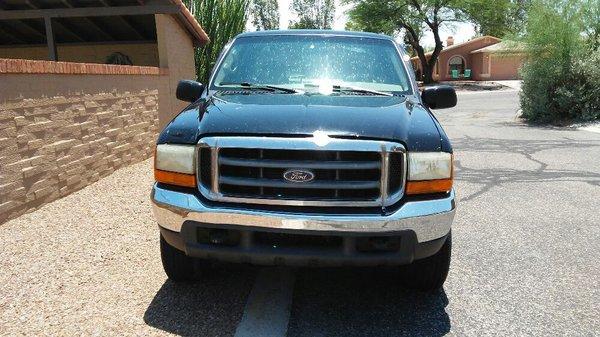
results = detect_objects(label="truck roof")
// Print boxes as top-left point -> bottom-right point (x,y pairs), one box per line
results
236,30 -> 395,41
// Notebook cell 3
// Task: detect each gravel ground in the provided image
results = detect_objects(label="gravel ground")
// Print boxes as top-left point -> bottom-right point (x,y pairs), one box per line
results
2,90 -> 599,336
0,160 -> 255,336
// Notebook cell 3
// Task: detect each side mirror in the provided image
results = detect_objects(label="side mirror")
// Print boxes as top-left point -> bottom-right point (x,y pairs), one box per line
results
176,80 -> 204,102
421,85 -> 457,109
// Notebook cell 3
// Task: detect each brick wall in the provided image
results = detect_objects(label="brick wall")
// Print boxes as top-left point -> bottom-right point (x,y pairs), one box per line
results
0,59 -> 163,224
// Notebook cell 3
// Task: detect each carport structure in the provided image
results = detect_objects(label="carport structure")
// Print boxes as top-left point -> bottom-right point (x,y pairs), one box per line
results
0,0 -> 208,224
0,0 -> 207,64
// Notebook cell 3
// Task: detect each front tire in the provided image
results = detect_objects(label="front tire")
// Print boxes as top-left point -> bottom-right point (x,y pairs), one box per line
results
160,234 -> 195,282
399,232 -> 452,291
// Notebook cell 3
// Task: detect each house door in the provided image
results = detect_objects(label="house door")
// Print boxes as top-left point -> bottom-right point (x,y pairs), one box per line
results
448,56 -> 465,77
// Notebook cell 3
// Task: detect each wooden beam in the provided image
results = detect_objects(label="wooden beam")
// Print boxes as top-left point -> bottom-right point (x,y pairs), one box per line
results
53,19 -> 86,42
11,20 -> 46,39
96,0 -> 147,40
57,0 -> 113,41
24,0 -> 40,9
85,17 -> 120,40
0,40 -> 156,49
44,16 -> 58,61
8,0 -> 53,43
0,24 -> 26,44
0,21 -> 36,43
59,0 -> 72,7
0,5 -> 179,20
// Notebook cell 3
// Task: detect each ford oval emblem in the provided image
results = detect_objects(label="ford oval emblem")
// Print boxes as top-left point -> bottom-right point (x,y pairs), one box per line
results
283,169 -> 315,183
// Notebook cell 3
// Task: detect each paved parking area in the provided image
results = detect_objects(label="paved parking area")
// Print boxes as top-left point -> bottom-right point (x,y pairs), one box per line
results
1,90 -> 599,336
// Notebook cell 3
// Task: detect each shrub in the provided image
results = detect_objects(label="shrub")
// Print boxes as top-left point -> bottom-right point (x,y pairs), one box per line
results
521,51 -> 600,123
554,52 -> 600,121
106,52 -> 133,65
519,0 -> 600,124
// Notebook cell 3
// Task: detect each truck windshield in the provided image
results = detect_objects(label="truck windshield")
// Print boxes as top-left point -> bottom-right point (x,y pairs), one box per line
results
211,35 -> 412,95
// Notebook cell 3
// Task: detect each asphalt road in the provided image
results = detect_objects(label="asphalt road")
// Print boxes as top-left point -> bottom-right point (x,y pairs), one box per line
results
287,90 -> 600,336
1,90 -> 599,336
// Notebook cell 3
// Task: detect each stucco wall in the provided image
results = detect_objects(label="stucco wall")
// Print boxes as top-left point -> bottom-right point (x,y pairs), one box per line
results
156,14 -> 197,129
434,37 -> 500,81
487,54 -> 523,80
470,53 -> 485,81
0,43 -> 159,67
0,63 -> 162,224
412,37 -> 501,81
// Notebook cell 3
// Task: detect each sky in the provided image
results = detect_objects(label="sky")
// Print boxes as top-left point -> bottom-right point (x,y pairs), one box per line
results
274,0 -> 476,48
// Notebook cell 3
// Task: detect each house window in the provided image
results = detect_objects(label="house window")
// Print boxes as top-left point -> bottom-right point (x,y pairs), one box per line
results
448,55 -> 465,75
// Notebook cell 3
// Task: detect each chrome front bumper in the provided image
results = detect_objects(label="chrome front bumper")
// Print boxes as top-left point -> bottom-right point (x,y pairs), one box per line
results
151,184 -> 456,243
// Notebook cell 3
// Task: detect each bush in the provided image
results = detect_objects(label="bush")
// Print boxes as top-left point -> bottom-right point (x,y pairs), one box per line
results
105,52 -> 133,65
519,0 -> 600,124
521,51 -> 600,123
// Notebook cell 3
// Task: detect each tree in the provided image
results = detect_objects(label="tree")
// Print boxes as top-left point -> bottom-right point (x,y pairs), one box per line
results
464,0 -> 530,37
519,0 -> 600,123
183,0 -> 250,83
289,0 -> 335,29
346,0 -> 466,84
581,0 -> 600,50
250,0 -> 280,30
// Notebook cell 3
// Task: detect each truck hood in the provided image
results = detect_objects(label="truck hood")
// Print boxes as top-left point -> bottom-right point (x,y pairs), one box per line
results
158,93 -> 446,152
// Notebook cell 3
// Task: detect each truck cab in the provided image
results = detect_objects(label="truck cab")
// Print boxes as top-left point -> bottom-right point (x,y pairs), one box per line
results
152,30 -> 457,291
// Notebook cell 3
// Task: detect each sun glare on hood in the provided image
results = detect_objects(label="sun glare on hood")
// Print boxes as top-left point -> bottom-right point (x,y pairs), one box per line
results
312,130 -> 331,146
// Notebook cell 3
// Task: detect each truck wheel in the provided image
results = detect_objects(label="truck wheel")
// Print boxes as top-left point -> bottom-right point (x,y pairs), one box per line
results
399,232 -> 451,292
160,234 -> 195,282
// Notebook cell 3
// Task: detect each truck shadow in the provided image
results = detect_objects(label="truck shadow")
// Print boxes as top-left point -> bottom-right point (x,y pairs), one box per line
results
143,264 -> 257,337
288,267 -> 450,337
144,266 -> 450,337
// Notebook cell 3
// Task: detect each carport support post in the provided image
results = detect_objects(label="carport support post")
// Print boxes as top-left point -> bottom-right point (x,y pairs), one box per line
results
44,16 -> 57,61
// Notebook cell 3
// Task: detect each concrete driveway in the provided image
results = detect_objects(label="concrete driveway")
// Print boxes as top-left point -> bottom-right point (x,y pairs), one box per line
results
1,90 -> 599,336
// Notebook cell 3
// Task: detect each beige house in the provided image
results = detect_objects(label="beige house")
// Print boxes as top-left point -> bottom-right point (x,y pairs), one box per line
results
411,36 -> 526,81
0,0 -> 208,223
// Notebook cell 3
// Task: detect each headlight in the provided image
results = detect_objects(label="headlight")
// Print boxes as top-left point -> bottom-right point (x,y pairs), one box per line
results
154,144 -> 196,187
408,152 -> 452,180
406,152 -> 453,195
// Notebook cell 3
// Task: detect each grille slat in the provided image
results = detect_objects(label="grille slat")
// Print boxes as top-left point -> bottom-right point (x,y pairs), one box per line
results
219,157 -> 381,170
220,176 -> 380,189
197,137 -> 406,207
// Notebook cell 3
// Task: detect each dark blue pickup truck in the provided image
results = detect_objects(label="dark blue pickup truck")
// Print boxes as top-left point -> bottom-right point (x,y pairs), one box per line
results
151,30 -> 457,291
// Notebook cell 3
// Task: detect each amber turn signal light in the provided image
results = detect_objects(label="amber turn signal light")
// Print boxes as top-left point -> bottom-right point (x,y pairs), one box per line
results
154,169 -> 196,188
406,178 -> 453,195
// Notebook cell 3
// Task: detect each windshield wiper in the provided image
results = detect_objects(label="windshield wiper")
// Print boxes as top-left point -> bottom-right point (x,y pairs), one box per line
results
303,82 -> 394,97
333,85 -> 394,97
218,82 -> 298,94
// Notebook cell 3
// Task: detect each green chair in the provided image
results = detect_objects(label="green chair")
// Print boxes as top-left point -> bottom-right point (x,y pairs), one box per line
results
451,69 -> 459,79
464,69 -> 472,79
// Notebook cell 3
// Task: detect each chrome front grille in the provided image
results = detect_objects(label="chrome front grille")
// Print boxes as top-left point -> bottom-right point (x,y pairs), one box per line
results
197,137 -> 406,207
